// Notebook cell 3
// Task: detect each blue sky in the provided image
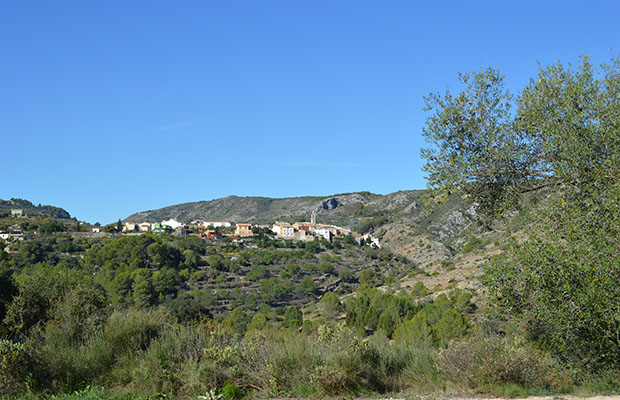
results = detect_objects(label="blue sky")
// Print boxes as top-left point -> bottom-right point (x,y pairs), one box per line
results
1,1 -> 618,224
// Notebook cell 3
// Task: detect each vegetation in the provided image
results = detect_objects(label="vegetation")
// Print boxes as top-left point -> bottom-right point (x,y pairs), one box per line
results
2,55 -> 620,398
424,55 -> 620,376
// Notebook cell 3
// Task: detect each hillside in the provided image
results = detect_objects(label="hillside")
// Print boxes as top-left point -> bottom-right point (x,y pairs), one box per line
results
124,190 -> 481,267
0,198 -> 72,219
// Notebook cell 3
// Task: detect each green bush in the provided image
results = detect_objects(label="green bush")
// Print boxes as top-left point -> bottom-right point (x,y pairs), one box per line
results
221,381 -> 242,399
240,330 -> 316,395
461,235 -> 482,254
104,308 -> 173,359
0,339 -> 28,397
410,281 -> 428,297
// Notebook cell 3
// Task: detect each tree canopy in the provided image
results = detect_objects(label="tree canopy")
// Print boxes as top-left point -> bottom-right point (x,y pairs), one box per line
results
421,55 -> 620,217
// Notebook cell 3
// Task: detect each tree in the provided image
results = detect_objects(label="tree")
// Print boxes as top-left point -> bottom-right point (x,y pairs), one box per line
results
421,56 -> 620,218
247,312 -> 267,332
283,306 -> 303,328
424,55 -> 620,369
393,311 -> 432,348
484,182 -> 620,368
0,267 -> 17,328
39,219 -> 66,233
320,291 -> 343,319
224,307 -> 250,334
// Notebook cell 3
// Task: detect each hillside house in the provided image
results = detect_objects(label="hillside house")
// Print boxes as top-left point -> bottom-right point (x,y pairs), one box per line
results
313,227 -> 333,242
272,222 -> 294,237
138,222 -> 151,232
235,223 -> 253,237
161,219 -> 184,229
202,221 -> 231,228
123,222 -> 139,232
10,209 -> 23,217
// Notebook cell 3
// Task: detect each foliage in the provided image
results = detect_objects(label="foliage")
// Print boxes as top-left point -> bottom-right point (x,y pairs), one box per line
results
4,264 -> 92,335
283,306 -> 303,328
0,266 -> 18,330
421,56 -> 620,218
356,216 -> 388,234
0,339 -> 28,397
485,184 -> 620,368
436,335 -> 569,392
319,291 -> 343,319
425,55 -> 620,372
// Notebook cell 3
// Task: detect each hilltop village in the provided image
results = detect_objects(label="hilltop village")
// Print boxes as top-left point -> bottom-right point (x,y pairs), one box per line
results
121,211 -> 381,247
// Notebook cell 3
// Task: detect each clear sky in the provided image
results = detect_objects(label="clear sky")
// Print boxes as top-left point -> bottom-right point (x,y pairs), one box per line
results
1,1 -> 618,224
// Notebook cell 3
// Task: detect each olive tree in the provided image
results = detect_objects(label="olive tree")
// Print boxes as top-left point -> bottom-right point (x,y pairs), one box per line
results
423,55 -> 620,368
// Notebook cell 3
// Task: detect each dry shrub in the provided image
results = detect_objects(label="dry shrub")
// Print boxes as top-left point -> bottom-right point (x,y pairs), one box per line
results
436,335 -> 570,391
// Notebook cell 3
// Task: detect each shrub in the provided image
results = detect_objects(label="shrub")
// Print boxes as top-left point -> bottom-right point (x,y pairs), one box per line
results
410,281 -> 428,297
104,308 -> 173,358
436,335 -> 569,392
221,381 -> 242,399
310,323 -> 369,395
240,330 -> 316,395
0,340 -> 28,397
462,235 -> 482,254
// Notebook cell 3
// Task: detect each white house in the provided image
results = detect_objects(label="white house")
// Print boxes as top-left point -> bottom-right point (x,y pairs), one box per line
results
161,219 -> 184,229
313,227 -> 333,242
272,222 -> 295,237
202,221 -> 231,228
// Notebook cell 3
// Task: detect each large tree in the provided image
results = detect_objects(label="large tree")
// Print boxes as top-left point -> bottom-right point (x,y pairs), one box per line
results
421,56 -> 620,217
422,55 -> 620,369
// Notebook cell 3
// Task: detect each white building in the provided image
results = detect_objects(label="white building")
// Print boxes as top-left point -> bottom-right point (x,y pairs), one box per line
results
272,222 -> 295,237
161,219 -> 184,229
313,227 -> 333,242
0,233 -> 24,241
202,221 -> 231,228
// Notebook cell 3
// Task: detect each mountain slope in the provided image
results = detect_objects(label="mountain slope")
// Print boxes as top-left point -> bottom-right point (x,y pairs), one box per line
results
125,190 -> 481,268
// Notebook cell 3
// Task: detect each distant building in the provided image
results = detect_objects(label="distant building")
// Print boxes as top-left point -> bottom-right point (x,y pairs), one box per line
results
293,222 -> 311,231
235,223 -> 253,237
138,222 -> 151,232
313,227 -> 333,242
92,227 -> 100,233
361,234 -> 380,248
10,209 -> 23,217
0,233 -> 24,241
202,221 -> 231,228
272,222 -> 294,237
123,222 -> 139,232
161,219 -> 184,229
174,225 -> 190,236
